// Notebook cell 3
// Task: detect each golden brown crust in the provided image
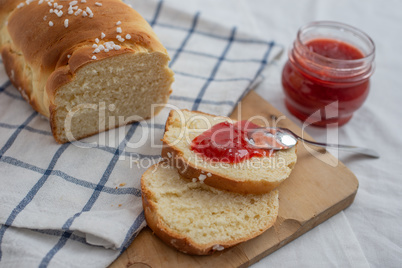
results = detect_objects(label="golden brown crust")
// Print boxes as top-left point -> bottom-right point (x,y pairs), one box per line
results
6,0 -> 165,70
161,145 -> 282,195
0,1 -> 18,24
0,43 -> 47,116
1,45 -> 29,100
141,164 -> 279,255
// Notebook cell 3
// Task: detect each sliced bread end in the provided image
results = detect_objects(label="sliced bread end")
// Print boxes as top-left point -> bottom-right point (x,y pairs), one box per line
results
141,163 -> 279,255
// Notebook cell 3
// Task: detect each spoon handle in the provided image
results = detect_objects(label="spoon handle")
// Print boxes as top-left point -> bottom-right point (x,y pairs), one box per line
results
277,128 -> 380,158
296,138 -> 380,158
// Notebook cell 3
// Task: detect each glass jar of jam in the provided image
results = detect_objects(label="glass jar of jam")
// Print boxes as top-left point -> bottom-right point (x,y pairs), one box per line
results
282,21 -> 375,127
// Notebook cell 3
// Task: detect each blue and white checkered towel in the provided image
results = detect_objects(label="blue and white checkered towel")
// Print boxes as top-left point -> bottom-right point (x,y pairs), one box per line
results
0,0 -> 282,267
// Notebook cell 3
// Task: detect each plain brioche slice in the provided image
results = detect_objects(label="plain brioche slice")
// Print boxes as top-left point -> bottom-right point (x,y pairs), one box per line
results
141,163 -> 279,255
162,109 -> 297,194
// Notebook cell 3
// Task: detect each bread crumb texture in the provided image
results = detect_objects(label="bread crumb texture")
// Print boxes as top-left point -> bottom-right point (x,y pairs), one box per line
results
53,52 -> 173,142
142,164 -> 279,248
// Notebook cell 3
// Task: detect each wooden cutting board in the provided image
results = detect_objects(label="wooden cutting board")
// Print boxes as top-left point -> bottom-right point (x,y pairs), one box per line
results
110,91 -> 358,268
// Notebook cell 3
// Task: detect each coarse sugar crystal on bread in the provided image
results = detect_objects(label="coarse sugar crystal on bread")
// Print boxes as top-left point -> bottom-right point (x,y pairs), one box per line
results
141,162 -> 279,255
162,109 -> 297,194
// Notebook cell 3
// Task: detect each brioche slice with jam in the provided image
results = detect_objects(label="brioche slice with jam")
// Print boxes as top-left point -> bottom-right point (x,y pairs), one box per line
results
162,109 -> 297,194
141,163 -> 279,255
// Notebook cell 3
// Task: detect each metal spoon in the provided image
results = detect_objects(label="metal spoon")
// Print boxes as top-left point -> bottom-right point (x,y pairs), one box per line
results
246,127 -> 380,158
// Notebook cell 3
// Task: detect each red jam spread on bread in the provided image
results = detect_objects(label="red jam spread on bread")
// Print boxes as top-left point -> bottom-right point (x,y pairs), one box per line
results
190,121 -> 271,163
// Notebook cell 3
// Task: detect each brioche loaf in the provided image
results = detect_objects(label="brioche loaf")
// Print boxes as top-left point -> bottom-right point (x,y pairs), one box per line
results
162,109 -> 297,194
0,0 -> 174,143
141,162 -> 279,255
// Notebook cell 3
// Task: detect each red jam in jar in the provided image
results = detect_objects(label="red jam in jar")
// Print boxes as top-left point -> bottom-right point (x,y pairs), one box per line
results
282,21 -> 375,127
306,39 -> 364,60
191,121 -> 272,163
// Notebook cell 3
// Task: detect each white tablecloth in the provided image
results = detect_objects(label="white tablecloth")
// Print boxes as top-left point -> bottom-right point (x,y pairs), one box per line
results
178,0 -> 402,267
2,0 -> 401,267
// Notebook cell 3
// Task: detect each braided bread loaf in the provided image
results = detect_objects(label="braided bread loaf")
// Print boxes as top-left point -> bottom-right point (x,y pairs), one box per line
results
0,0 -> 174,143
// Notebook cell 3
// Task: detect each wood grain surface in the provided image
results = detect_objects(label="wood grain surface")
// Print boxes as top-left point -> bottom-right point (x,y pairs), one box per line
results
110,91 -> 359,268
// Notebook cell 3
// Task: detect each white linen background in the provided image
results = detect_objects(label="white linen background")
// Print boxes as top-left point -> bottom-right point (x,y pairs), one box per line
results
1,0 -> 401,267
177,0 -> 402,267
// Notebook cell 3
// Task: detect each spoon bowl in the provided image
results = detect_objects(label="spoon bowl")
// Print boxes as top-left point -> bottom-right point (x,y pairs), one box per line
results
246,128 -> 297,150
247,127 -> 379,158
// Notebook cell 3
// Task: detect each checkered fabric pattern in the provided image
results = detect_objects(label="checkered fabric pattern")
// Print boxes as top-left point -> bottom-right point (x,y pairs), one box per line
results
0,0 -> 282,267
